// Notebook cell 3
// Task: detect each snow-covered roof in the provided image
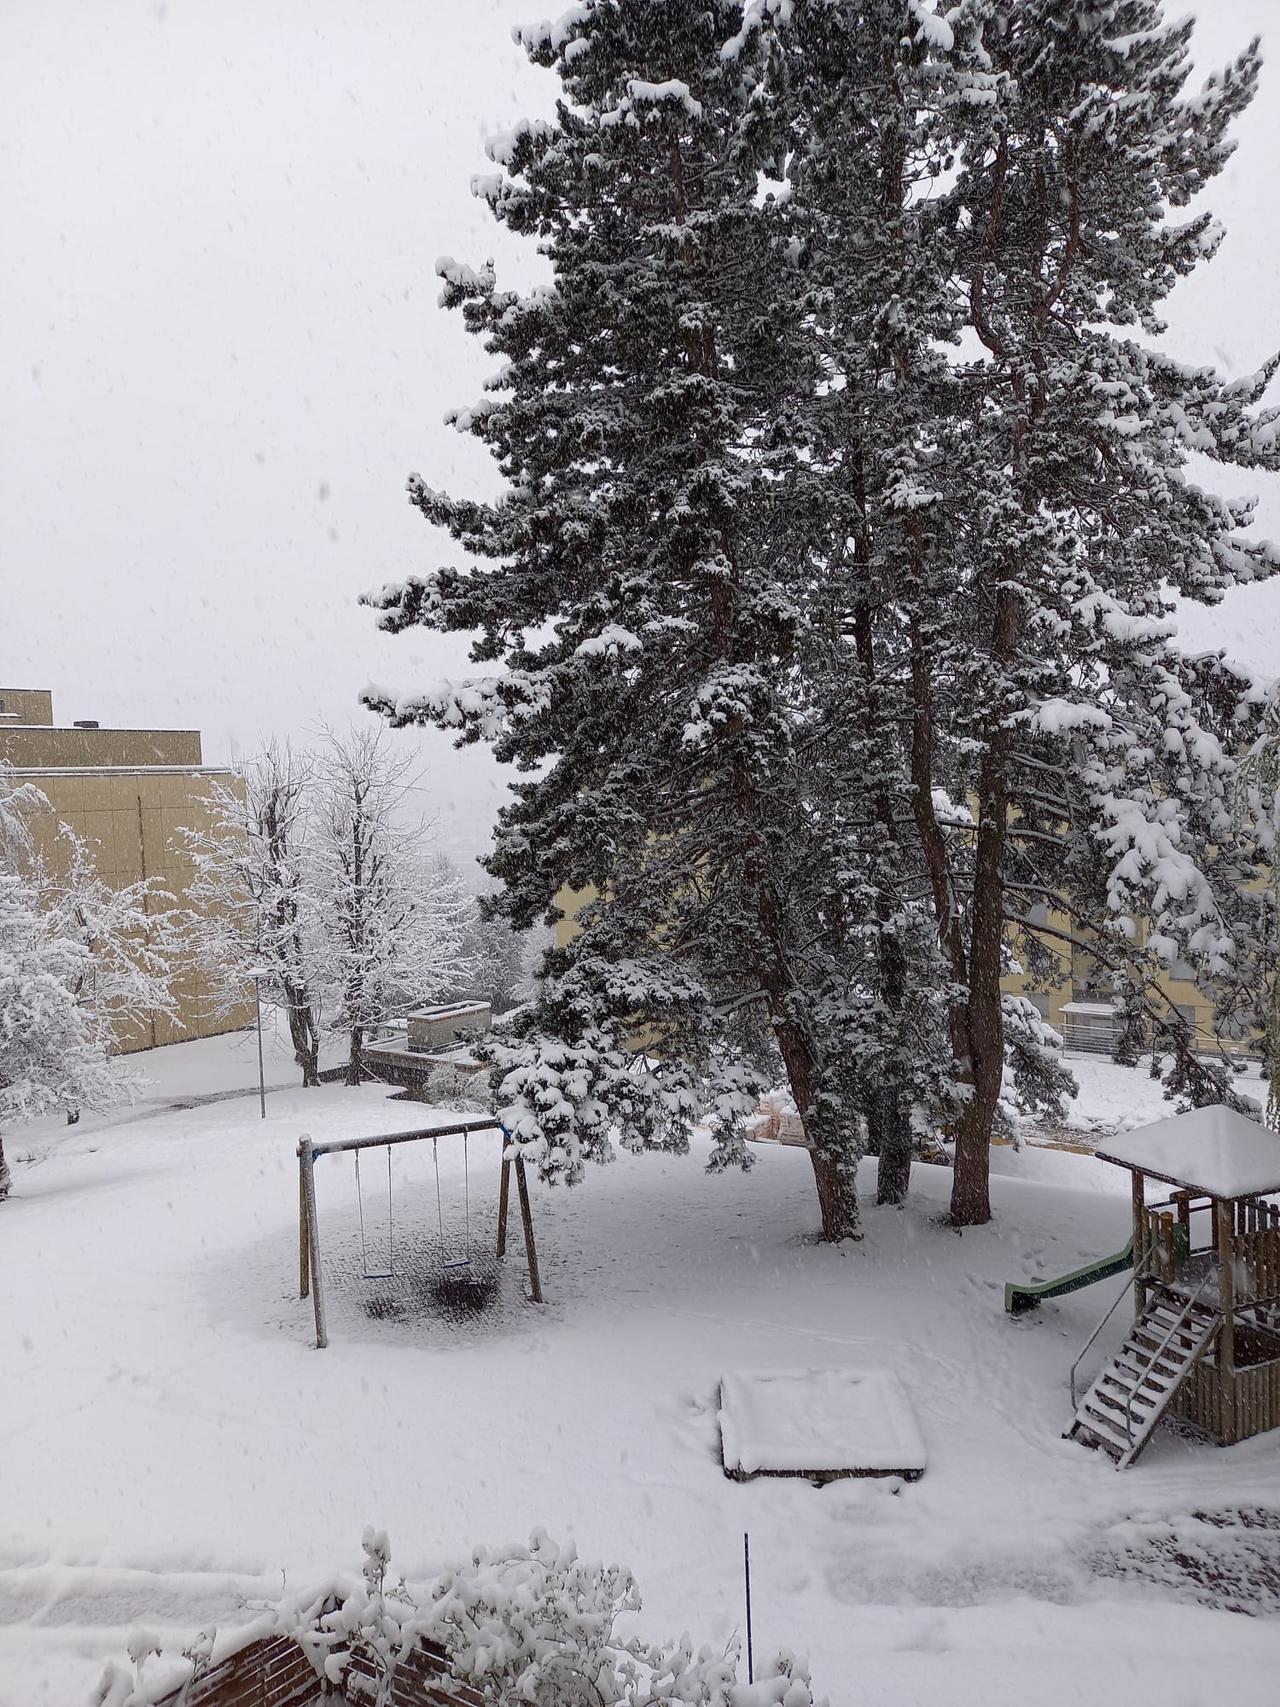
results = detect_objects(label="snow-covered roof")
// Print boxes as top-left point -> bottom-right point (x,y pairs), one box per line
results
1095,1104 -> 1280,1199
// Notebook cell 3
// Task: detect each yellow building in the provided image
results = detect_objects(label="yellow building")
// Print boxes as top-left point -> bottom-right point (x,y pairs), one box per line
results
0,686 -> 253,1052
1005,903 -> 1241,1057
554,885 -> 1245,1061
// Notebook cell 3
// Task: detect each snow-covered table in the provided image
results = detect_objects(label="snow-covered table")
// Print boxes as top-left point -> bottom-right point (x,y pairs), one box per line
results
719,1367 -> 927,1482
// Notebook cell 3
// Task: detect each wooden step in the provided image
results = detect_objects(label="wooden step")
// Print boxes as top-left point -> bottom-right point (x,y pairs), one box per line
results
1090,1387 -> 1156,1427
1131,1326 -> 1210,1351
1077,1408 -> 1136,1453
1109,1361 -> 1178,1396
1068,1292 -> 1220,1468
1142,1315 -> 1215,1341
1096,1374 -> 1163,1409
1067,1418 -> 1125,1459
1148,1293 -> 1215,1320
1113,1347 -> 1183,1382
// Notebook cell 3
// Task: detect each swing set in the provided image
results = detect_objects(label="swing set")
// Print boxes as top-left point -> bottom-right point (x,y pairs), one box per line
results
296,1119 -> 543,1349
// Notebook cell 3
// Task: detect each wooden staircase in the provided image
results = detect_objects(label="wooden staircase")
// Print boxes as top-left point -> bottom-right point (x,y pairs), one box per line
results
1066,1286 -> 1219,1467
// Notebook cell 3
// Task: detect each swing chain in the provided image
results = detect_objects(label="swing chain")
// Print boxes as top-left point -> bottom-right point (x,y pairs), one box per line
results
434,1130 -> 475,1274
354,1144 -> 395,1281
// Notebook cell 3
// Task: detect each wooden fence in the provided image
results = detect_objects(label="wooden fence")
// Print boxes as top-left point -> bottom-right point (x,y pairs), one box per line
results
148,1627 -> 484,1707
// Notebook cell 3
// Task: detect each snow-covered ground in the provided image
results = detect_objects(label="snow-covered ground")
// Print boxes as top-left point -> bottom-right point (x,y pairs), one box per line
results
1058,1051 -> 1267,1138
65,1010 -> 349,1122
3,1053 -> 1280,1704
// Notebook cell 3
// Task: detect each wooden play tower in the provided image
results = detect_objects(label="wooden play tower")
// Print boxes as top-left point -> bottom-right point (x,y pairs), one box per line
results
1068,1104 -> 1280,1466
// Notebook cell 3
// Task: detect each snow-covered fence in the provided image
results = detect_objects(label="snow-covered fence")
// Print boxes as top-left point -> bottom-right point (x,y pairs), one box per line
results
95,1610 -> 484,1707
95,1530 -> 824,1707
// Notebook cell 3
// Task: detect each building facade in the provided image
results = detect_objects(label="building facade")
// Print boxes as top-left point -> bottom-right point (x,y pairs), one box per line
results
553,884 -> 1249,1060
0,687 -> 253,1052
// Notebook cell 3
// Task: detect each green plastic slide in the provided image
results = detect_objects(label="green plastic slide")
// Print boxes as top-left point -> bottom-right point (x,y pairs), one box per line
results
1004,1237 -> 1135,1315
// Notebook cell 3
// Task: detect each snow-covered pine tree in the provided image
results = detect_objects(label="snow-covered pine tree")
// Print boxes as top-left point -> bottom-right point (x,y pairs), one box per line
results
1234,686 -> 1280,1128
744,0 -> 976,1205
310,728 -> 472,1086
364,1 -> 870,1237
917,0 -> 1280,1220
183,744 -> 327,1086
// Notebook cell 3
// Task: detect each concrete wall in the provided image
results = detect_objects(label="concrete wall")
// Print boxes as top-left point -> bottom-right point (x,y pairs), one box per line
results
0,687 -> 54,725
16,766 -> 254,1052
0,725 -> 202,769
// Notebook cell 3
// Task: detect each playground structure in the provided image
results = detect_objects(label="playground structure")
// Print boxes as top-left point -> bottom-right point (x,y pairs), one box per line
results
1057,1105 -> 1280,1465
296,1119 -> 543,1348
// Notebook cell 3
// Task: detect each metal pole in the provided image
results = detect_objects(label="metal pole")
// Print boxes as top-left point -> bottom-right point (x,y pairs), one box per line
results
743,1532 -> 753,1685
298,1150 -> 310,1298
255,976 -> 267,1120
299,1136 -> 327,1349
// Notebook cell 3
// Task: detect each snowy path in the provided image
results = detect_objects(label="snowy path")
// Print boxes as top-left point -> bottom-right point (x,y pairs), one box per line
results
3,1079 -> 1280,1702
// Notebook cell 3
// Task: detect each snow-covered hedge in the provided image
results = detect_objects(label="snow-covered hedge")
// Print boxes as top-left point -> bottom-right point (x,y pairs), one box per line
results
94,1529 -> 824,1707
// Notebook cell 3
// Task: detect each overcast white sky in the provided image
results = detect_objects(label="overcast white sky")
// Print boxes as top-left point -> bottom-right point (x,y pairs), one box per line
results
2,1 -> 1278,866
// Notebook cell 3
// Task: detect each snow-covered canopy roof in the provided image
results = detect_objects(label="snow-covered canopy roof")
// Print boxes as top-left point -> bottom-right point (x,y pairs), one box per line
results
1096,1104 -> 1280,1199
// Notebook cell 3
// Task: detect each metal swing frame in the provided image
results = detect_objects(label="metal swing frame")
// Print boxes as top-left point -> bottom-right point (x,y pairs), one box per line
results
296,1120 -> 544,1348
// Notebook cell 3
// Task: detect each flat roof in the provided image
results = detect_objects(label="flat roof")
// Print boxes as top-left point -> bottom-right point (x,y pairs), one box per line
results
4,766 -> 235,777
0,726 -> 199,736
409,1002 -> 491,1018
1096,1103 -> 1280,1199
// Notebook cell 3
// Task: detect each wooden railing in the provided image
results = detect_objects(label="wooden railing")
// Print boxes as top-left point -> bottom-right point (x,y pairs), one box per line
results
1141,1194 -> 1280,1304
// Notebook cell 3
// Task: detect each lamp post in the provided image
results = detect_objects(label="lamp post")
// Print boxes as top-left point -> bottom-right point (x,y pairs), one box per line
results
249,966 -> 268,1120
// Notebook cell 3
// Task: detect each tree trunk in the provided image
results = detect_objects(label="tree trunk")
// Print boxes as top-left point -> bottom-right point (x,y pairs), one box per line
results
873,909 -> 912,1206
0,1135 -> 9,1202
875,1089 -> 913,1207
286,997 -> 320,1088
774,1016 -> 861,1240
346,1025 -> 364,1088
948,587 -> 1018,1227
951,837 -> 1004,1225
808,1143 -> 861,1241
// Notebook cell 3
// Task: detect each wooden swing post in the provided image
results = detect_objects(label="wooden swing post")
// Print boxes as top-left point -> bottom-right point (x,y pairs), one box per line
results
298,1135 -> 327,1349
496,1152 -> 512,1260
515,1154 -> 543,1305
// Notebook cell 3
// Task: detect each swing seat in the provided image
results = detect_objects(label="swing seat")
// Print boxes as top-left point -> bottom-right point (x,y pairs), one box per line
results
440,1256 -> 472,1273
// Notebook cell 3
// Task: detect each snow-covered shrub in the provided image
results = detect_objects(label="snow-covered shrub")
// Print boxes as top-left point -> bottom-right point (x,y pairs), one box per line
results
416,1063 -> 492,1115
94,1530 -> 824,1707
399,1528 -> 822,1707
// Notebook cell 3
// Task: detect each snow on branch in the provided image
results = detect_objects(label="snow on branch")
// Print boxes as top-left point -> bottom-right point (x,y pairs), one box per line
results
601,78 -> 704,131
513,3 -> 593,57
361,672 -> 550,742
